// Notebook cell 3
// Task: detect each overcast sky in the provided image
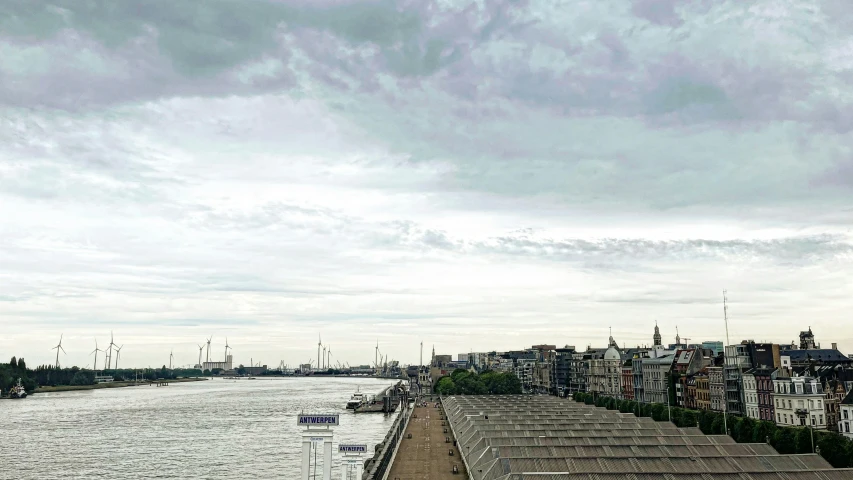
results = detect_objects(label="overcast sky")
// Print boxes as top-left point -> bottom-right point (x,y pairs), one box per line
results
2,0 -> 852,369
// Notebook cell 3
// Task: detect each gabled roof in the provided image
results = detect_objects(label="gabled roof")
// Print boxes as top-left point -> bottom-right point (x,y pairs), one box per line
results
841,389 -> 853,406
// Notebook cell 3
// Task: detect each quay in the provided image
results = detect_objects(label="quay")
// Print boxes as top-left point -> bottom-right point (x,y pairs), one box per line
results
383,397 -> 467,479
355,380 -> 407,413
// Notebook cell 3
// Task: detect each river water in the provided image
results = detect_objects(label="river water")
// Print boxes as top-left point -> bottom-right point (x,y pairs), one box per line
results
1,377 -> 401,479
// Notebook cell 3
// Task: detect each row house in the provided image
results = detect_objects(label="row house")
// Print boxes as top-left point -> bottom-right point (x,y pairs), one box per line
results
642,355 -> 675,404
587,342 -> 622,399
841,391 -> 853,438
554,346 -> 576,397
772,373 -> 827,429
708,366 -> 725,412
695,372 -> 710,410
621,359 -> 634,400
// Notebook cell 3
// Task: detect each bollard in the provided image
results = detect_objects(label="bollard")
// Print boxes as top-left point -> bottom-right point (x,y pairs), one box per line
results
444,428 -> 448,433
445,436 -> 450,443
448,449 -> 454,456
407,433 -> 412,439
452,465 -> 459,474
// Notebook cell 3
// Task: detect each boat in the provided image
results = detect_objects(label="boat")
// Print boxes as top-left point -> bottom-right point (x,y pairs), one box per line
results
346,388 -> 367,409
9,378 -> 27,399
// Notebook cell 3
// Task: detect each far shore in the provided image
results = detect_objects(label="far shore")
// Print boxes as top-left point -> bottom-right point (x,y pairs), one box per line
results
32,377 -> 208,394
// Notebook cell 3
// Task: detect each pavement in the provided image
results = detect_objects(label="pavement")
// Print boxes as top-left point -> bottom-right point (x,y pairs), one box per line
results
386,403 -> 467,479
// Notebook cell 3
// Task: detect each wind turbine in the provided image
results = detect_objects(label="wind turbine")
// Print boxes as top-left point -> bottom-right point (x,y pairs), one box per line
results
224,338 -> 231,361
169,350 -> 174,370
52,334 -> 66,368
206,336 -> 212,363
322,346 -> 327,369
107,331 -> 116,370
317,334 -> 322,371
90,339 -> 103,371
197,344 -> 204,369
114,345 -> 124,370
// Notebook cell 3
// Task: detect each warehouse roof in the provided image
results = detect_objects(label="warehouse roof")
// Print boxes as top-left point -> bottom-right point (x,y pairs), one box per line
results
443,395 -> 851,480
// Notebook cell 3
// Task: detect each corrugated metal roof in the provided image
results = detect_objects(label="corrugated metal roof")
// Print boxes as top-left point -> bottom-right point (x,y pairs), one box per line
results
443,395 -> 852,480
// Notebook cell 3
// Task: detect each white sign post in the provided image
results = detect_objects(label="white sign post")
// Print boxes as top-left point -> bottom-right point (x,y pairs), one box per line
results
299,414 -> 339,480
338,444 -> 367,480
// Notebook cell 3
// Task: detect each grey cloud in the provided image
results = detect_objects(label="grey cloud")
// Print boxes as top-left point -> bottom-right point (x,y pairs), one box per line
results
631,0 -> 684,27
475,234 -> 853,263
389,229 -> 853,265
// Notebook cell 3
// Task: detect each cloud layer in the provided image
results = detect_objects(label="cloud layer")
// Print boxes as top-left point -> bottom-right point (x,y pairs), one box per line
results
2,0 -> 852,367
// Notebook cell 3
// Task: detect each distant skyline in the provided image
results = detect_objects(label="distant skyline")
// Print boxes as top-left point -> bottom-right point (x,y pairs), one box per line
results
2,1 -> 852,367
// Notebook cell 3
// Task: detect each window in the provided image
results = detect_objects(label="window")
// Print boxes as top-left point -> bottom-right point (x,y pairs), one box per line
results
809,400 -> 814,409
819,415 -> 823,424
777,413 -> 781,422
846,422 -> 850,433
817,400 -> 822,408
811,416 -> 816,425
845,410 -> 849,420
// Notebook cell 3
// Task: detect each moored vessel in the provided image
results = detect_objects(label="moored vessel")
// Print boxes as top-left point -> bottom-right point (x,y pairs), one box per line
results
9,378 -> 27,399
346,388 -> 367,409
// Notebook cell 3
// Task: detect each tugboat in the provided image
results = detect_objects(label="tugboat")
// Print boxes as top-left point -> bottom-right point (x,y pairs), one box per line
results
9,378 -> 27,399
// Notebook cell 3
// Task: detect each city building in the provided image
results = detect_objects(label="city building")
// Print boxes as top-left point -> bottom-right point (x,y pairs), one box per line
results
840,390 -> 853,438
702,341 -> 724,356
753,367 -> 777,422
799,327 -> 819,350
786,348 -> 853,368
708,365 -> 725,412
568,350 -> 590,395
620,359 -> 634,400
684,375 -> 697,409
554,346 -> 576,397
642,355 -> 674,404
724,344 -> 752,416
587,337 -> 622,398
743,371 -> 760,420
632,356 -> 646,403
773,373 -> 827,429
202,354 -> 233,372
695,371 -> 710,410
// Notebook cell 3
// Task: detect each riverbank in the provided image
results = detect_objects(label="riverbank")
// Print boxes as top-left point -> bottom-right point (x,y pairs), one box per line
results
33,377 -> 207,393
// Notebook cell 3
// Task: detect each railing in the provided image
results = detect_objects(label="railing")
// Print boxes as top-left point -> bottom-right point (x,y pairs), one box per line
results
363,403 -> 412,480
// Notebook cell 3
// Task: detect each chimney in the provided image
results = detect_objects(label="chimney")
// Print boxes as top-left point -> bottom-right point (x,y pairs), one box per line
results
832,343 -> 838,350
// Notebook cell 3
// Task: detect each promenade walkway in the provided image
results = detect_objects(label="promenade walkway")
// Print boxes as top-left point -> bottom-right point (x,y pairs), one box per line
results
386,403 -> 466,479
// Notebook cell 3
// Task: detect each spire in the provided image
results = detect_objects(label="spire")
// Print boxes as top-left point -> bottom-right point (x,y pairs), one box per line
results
608,326 -> 617,348
675,325 -> 680,345
653,321 -> 662,347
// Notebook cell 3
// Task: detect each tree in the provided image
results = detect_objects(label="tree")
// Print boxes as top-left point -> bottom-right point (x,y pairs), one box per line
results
773,428 -> 796,454
795,427 -> 814,454
711,414 -> 725,435
17,358 -> 25,370
237,365 -> 247,375
71,371 -> 93,386
435,377 -> 456,395
9,357 -> 16,368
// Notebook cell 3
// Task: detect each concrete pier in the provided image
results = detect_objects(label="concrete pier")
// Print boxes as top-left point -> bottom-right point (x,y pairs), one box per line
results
386,402 -> 466,479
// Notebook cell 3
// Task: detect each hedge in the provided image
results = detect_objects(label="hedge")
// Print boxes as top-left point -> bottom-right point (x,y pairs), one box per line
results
569,392 -> 853,468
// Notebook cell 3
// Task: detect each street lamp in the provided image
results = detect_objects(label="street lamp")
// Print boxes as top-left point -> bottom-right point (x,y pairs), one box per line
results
666,385 -> 672,422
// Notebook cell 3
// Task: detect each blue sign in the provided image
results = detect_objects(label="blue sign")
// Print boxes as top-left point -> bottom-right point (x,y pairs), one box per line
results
339,444 -> 368,453
297,414 -> 340,426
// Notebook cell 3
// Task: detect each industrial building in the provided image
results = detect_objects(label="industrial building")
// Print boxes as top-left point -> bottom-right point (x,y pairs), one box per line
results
202,354 -> 233,372
444,394 -> 852,479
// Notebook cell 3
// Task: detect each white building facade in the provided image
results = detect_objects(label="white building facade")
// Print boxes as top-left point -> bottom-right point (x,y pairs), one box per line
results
840,391 -> 853,438
773,375 -> 827,429
742,372 -> 760,420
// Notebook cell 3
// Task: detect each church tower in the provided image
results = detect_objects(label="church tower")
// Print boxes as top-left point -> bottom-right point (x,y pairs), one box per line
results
675,325 -> 681,346
653,321 -> 662,347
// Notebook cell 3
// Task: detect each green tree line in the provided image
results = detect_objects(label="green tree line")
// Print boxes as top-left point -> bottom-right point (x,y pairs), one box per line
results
2,356 -> 206,394
572,392 -> 853,468
435,369 -> 522,395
